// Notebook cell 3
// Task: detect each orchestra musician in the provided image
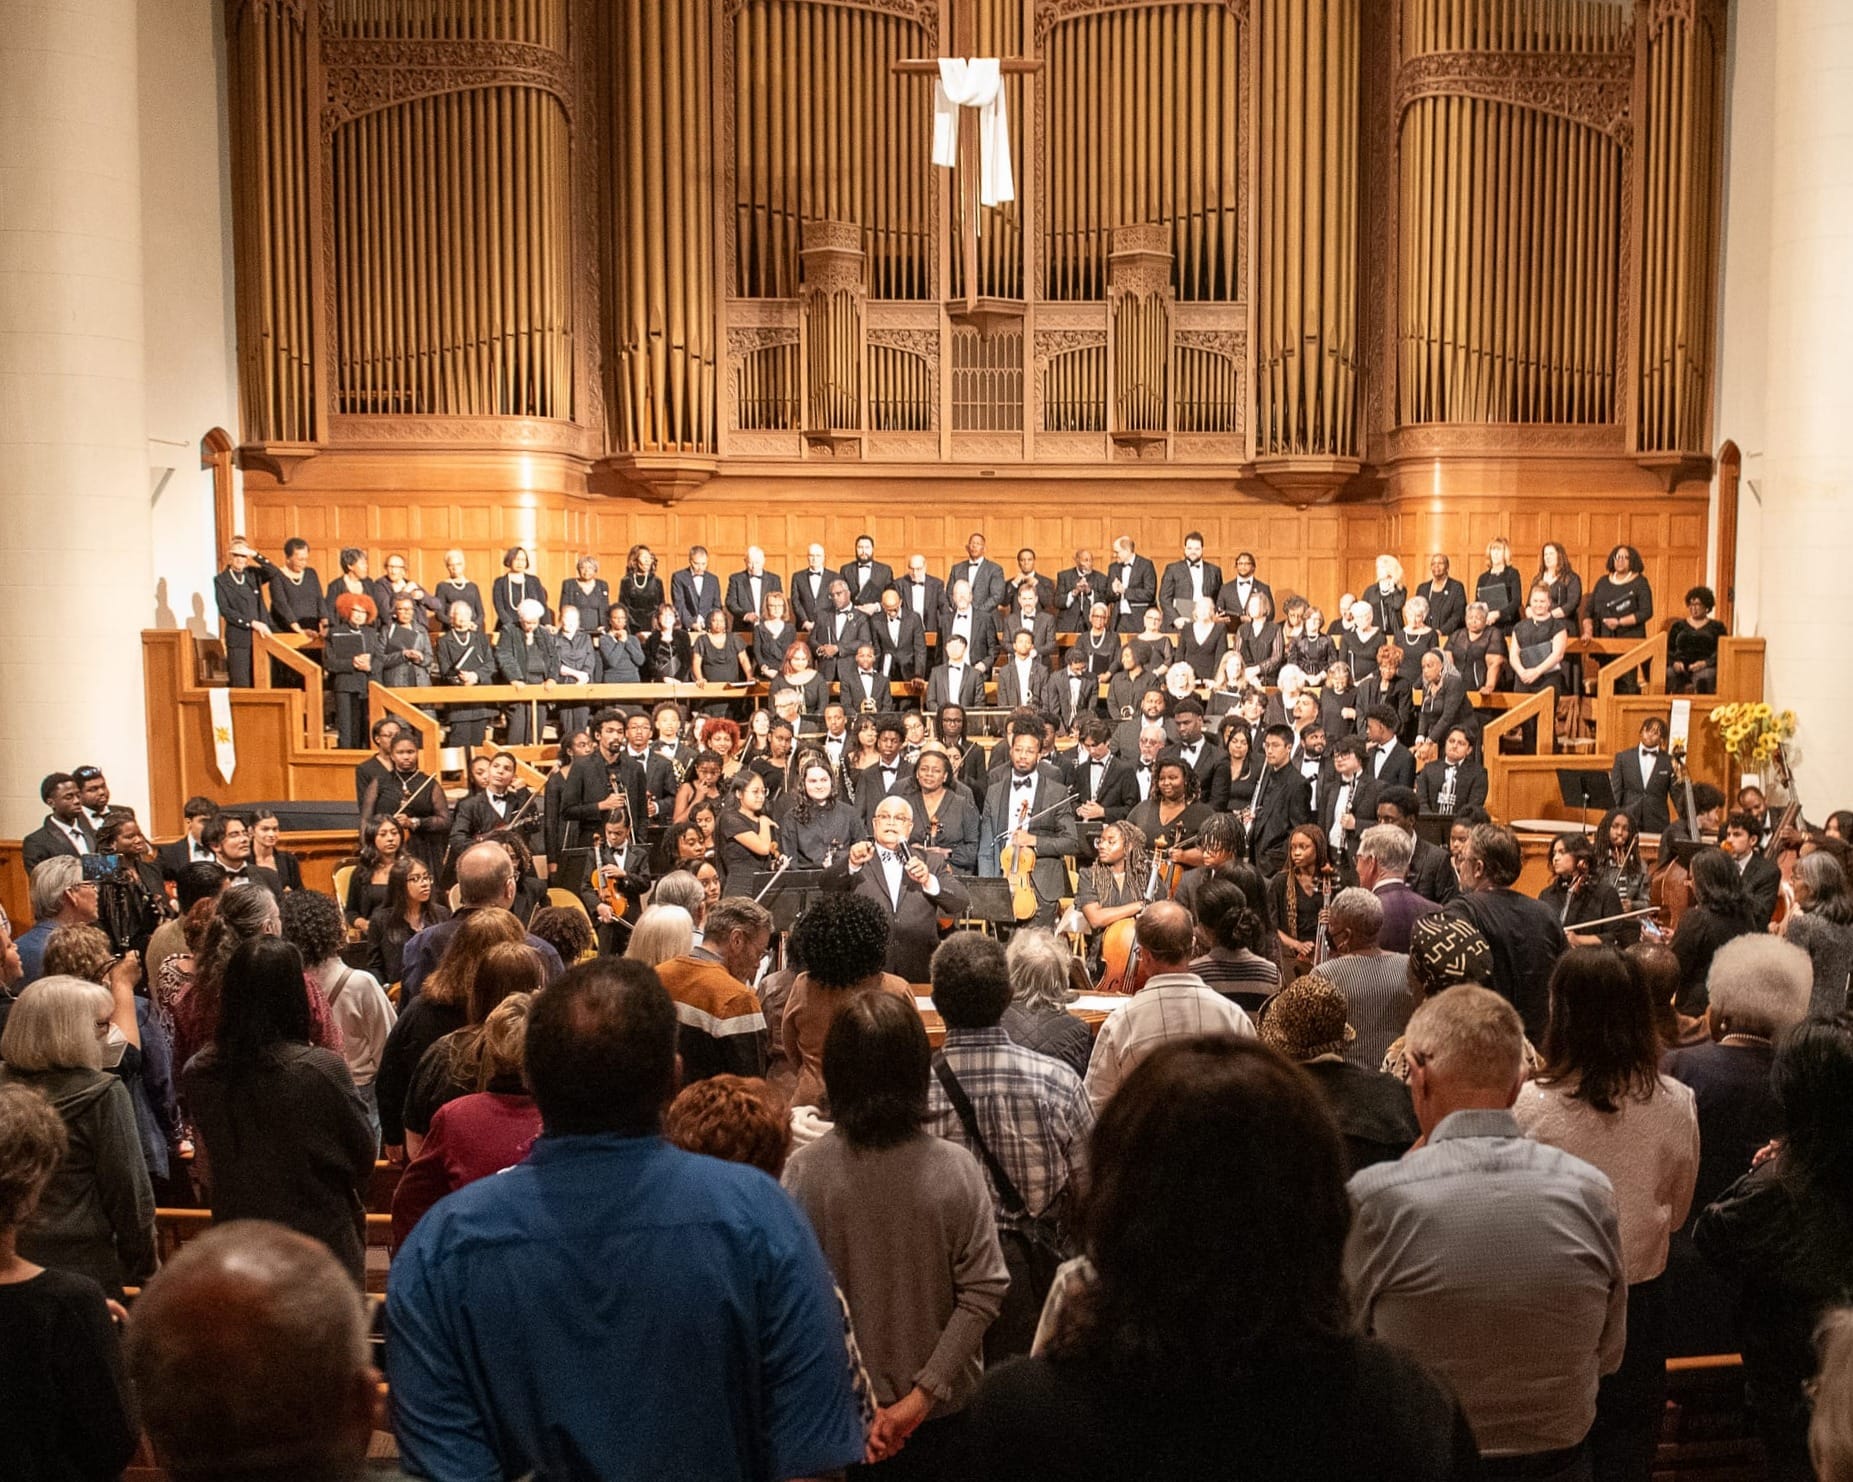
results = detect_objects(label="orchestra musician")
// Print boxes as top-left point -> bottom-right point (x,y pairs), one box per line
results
581,812 -> 650,957
359,729 -> 451,877
715,770 -> 779,881
1243,725 -> 1313,874
1126,758 -> 1212,873
1539,833 -> 1634,948
1074,820 -> 1150,970
560,710 -> 648,855
903,746 -> 980,873
449,752 -> 538,858
978,731 -> 1080,926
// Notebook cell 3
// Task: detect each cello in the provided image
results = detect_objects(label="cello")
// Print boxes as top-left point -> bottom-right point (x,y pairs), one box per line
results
1096,838 -> 1175,993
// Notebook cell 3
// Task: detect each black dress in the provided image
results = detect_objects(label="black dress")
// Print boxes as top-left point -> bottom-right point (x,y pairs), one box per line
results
345,868 -> 392,926
1474,567 -> 1524,629
361,767 -> 451,875
785,801 -> 864,868
1510,615 -> 1567,693
1446,627 -> 1501,691
716,808 -> 773,881
619,571 -> 666,631
1586,574 -> 1654,642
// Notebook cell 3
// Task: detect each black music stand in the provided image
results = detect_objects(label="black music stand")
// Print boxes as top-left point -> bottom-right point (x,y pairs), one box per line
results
958,877 -> 1022,930
555,847 -> 595,897
1412,815 -> 1454,849
748,867 -> 825,933
1555,768 -> 1616,822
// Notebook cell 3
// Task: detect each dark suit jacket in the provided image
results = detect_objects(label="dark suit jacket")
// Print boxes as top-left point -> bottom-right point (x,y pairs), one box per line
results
812,607 -> 870,685
214,568 -> 267,646
1370,879 -> 1441,955
449,788 -> 539,851
1366,739 -> 1418,791
1063,752 -> 1136,821
1112,716 -> 1179,757
999,610 -> 1057,662
901,789 -> 980,874
1046,669 -> 1102,732
1172,740 -> 1230,811
22,817 -> 91,873
1415,672 -> 1476,747
1416,760 -> 1489,817
323,624 -> 384,692
490,573 -> 548,630
494,626 -> 561,685
946,557 -> 1007,617
670,569 -> 722,631
871,610 -> 928,682
1108,555 -> 1159,630
1215,576 -> 1276,623
822,854 -> 969,984
924,662 -> 986,713
994,659 -> 1049,712
1317,772 -> 1380,861
838,560 -> 896,610
937,607 -> 997,672
156,837 -> 213,881
789,568 -> 836,629
400,913 -> 567,1004
1408,837 -> 1459,905
1247,763 -> 1313,872
1610,747 -> 1676,835
1003,572 -> 1056,615
1419,577 -> 1469,635
979,771 -> 1078,906
1054,567 -> 1105,631
559,750 -> 659,847
891,576 -> 944,637
1159,560 -> 1224,620
840,667 -> 890,714
724,570 -> 783,626
1739,854 -> 1782,924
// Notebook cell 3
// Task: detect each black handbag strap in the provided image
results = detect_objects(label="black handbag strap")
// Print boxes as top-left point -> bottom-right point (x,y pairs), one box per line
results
932,1053 -> 1028,1217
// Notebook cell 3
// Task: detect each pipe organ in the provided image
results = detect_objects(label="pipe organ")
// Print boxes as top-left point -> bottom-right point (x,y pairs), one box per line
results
223,0 -> 1729,505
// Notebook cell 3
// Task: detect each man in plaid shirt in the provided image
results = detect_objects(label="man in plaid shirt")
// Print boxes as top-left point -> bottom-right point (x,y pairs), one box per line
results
925,931 -> 1094,1358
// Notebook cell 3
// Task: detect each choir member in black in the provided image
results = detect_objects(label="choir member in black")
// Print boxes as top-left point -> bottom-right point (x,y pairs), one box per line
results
361,730 -> 451,876
449,752 -> 536,857
773,640 -> 826,716
1055,550 -> 1100,632
672,750 -> 725,826
214,538 -> 272,687
692,607 -> 751,698
1539,833 -> 1634,948
715,770 -> 779,884
996,584 -> 1054,665
1595,808 -> 1651,914
266,537 -> 325,635
641,604 -> 693,682
671,546 -> 723,630
782,756 -> 863,868
1474,537 -> 1523,630
618,544 -> 664,631
871,587 -> 929,685
435,602 -> 497,745
1105,534 -> 1158,632
1418,553 -> 1468,637
1415,727 -> 1488,817
904,746 -> 979,873
1413,649 -> 1475,754
1106,640 -> 1161,721
581,813 -> 649,956
494,599 -> 561,745
1167,700 -> 1226,810
367,855 -> 448,988
838,534 -> 894,615
1355,643 -> 1414,742
1363,706 -> 1418,790
1364,555 -> 1408,635
1215,550 -> 1273,628
248,809 -> 303,895
380,595 -> 435,687
542,730 -> 594,870
596,604 -> 645,682
1339,600 -> 1387,681
426,549 -> 485,629
1218,722 -> 1258,813
749,719 -> 797,798
345,815 -> 406,926
372,554 -> 427,630
922,633 -> 984,712
723,546 -> 781,631
1245,725 -> 1314,874
1584,543 -> 1653,642
353,717 -> 401,812
557,555 -> 609,635
1507,585 -> 1570,697
1395,598 -> 1440,686
934,706 -> 991,802
1167,596 -> 1221,681
1668,585 -> 1727,694
1127,758 -> 1212,873
1047,648 -> 1100,735
325,546 -> 372,615
1446,602 -> 1506,693
1532,542 -> 1582,627
1268,824 -> 1331,980
891,554 -> 943,641
752,590 -> 797,679
853,716 -> 912,823
552,605 -> 598,739
323,594 -> 383,749
1317,736 -> 1374,870
491,546 -> 545,631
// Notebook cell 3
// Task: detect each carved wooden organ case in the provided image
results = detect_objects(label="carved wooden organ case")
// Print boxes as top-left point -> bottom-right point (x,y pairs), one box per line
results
225,0 -> 1727,502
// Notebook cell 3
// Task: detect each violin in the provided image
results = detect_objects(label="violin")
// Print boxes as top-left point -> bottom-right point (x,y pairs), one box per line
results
594,848 -> 630,922
999,798 -> 1040,923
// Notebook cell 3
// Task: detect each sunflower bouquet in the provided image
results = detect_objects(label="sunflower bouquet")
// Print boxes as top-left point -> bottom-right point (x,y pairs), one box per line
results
1708,701 -> 1796,770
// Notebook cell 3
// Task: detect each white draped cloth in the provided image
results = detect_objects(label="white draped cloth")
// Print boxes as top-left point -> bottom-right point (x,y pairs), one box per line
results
932,57 -> 1015,215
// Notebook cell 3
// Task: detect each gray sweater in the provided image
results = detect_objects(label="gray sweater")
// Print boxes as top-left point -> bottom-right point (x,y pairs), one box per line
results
783,1129 -> 1007,1412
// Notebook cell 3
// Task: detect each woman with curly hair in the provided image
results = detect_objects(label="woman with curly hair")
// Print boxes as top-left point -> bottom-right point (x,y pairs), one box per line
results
527,904 -> 595,968
701,716 -> 745,778
281,889 -> 397,1138
781,893 -> 915,1109
672,749 -> 727,826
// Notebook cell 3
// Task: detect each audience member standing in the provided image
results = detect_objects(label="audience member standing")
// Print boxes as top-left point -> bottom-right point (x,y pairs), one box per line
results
653,897 -> 774,1082
781,894 -> 915,1109
959,1038 -> 1478,1479
1347,986 -> 1626,1476
1316,887 -> 1413,1071
388,959 -> 868,1481
1443,823 -> 1567,1038
1259,976 -> 1418,1173
1515,949 -> 1699,1482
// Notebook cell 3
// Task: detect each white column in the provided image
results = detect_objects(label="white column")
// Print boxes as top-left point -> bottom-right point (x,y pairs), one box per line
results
1759,0 -> 1853,798
0,0 -> 152,835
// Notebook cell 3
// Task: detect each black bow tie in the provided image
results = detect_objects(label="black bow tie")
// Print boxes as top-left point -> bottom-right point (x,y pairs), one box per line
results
1641,749 -> 1659,757
1012,775 -> 1036,788
1188,561 -> 1200,570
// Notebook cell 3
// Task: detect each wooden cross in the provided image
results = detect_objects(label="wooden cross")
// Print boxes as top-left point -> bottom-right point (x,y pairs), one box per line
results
893,0 -> 1038,313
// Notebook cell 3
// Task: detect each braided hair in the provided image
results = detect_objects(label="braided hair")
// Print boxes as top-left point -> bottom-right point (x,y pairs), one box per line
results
1090,821 -> 1150,904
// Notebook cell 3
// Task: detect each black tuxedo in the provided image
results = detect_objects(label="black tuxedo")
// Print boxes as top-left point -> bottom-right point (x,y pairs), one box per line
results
1416,760 -> 1488,816
812,607 -> 870,686
1245,762 -> 1313,873
857,760 -> 913,823
155,836 -> 214,881
1004,572 -> 1056,615
1055,567 -> 1105,631
937,605 -> 996,672
841,666 -> 889,714
1063,750 -> 1133,816
1170,738 -> 1230,812
22,816 -> 94,873
724,569 -> 783,627
947,556 -> 1007,617
670,568 -> 722,631
1366,739 -> 1417,791
1215,576 -> 1275,624
1047,668 -> 1102,732
892,575 -> 945,637
995,657 -> 1050,712
1158,559 -> 1224,623
1415,671 -> 1476,747
925,661 -> 986,713
1609,746 -> 1676,835
979,771 -> 1079,922
1408,836 -> 1459,905
999,610 -> 1057,663
1737,853 -> 1782,924
560,750 -> 659,849
1318,771 -> 1379,863
1107,555 -> 1159,631
580,841 -> 652,954
789,567 -> 836,629
839,559 -> 896,610
450,787 -> 539,852
872,610 -> 928,682
822,851 -> 969,983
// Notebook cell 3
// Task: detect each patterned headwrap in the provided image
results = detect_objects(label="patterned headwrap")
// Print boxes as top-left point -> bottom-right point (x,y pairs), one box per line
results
1407,914 -> 1494,998
1257,974 -> 1356,1061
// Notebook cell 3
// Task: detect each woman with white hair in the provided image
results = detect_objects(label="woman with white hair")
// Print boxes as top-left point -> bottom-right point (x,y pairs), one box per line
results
1781,850 -> 1853,1019
1002,929 -> 1091,1079
1367,553 -> 1407,633
623,904 -> 696,969
0,977 -> 156,1298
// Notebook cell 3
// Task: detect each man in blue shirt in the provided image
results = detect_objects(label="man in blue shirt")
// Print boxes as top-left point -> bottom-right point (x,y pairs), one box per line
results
386,958 -> 867,1481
